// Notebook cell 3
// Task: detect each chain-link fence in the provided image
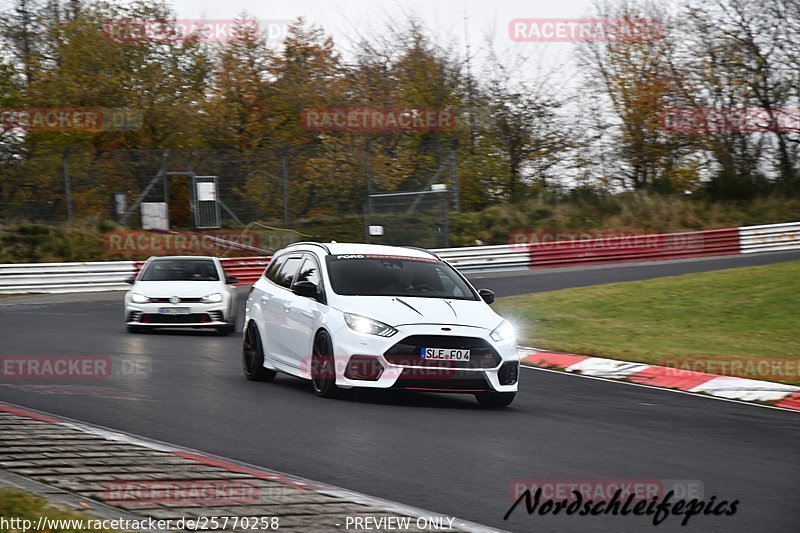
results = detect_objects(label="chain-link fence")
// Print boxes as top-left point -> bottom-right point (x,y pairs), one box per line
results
0,144 -> 460,244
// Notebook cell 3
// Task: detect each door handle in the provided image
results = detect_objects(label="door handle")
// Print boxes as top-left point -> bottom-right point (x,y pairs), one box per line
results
283,303 -> 292,312
261,296 -> 270,303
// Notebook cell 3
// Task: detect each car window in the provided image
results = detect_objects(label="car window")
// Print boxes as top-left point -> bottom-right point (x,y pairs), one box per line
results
264,254 -> 287,282
325,254 -> 478,300
275,257 -> 302,288
437,267 -> 465,298
294,257 -> 320,287
140,259 -> 219,281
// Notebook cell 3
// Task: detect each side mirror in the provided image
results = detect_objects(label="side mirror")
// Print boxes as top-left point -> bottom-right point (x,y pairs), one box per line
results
292,280 -> 319,300
225,275 -> 239,285
478,288 -> 495,305
125,276 -> 136,284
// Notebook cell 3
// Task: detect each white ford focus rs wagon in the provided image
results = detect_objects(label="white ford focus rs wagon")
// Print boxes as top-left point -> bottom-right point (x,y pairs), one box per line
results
242,242 -> 519,407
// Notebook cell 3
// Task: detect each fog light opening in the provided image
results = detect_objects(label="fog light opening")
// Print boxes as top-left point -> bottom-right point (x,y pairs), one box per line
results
344,356 -> 384,381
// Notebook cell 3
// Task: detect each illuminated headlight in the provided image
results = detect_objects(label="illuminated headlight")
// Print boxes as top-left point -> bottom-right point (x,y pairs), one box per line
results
130,293 -> 148,304
344,313 -> 397,337
490,320 -> 515,342
201,293 -> 223,303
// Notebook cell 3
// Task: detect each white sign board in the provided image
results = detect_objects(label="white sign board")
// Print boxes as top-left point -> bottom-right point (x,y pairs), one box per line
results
197,182 -> 217,202
141,202 -> 168,230
369,225 -> 384,236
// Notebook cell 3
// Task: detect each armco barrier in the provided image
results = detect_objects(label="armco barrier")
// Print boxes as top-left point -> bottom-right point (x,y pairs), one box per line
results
0,261 -> 139,294
525,228 -> 741,268
0,222 -> 797,294
739,221 -> 800,254
129,257 -> 269,286
0,257 -> 270,295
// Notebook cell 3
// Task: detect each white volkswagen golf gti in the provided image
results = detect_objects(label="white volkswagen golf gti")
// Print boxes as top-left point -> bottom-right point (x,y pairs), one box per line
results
242,243 -> 519,407
124,256 -> 238,335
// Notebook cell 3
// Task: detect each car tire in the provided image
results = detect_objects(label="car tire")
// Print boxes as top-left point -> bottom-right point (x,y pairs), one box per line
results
242,321 -> 276,382
311,330 -> 338,398
475,391 -> 516,408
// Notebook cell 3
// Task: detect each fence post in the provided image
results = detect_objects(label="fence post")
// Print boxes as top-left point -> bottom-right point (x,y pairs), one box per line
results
63,148 -> 73,225
450,140 -> 460,213
364,145 -> 372,243
281,151 -> 289,224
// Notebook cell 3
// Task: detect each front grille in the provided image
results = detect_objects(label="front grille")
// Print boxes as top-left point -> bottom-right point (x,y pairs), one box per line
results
391,368 -> 491,391
384,335 -> 501,369
208,311 -> 224,322
128,311 -> 142,322
140,313 -> 211,324
147,297 -> 204,303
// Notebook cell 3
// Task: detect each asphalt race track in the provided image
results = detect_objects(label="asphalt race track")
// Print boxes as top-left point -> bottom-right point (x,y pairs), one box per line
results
1,251 -> 798,532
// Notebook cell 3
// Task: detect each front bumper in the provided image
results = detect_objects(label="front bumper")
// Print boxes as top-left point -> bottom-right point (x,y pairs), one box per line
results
125,302 -> 230,328
324,324 -> 519,393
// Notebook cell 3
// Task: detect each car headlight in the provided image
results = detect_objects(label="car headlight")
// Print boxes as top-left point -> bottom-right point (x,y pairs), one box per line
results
344,313 -> 397,337
490,320 -> 515,342
130,293 -> 148,304
201,293 -> 223,303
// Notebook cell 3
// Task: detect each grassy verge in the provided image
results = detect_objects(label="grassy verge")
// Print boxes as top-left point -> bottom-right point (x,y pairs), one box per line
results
495,262 -> 800,386
0,487 -> 120,533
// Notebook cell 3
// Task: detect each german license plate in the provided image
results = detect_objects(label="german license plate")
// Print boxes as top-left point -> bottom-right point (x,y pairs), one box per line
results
421,348 -> 470,361
159,307 -> 190,315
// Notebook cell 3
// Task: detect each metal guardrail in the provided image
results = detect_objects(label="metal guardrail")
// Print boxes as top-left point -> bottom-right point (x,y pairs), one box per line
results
433,228 -> 743,271
0,222 -> 797,294
0,261 -> 138,294
739,222 -> 800,254
0,258 -> 269,295
434,244 -> 531,271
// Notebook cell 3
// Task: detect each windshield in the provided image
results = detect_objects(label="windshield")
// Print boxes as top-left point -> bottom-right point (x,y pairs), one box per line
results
325,254 -> 478,300
140,259 -> 219,281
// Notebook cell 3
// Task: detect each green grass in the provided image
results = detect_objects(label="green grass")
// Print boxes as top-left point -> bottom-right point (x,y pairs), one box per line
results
0,488 -> 120,533
495,262 -> 800,385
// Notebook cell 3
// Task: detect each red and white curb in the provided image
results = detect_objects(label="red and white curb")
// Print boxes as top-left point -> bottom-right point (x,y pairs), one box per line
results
0,402 -> 507,533
517,348 -> 800,411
